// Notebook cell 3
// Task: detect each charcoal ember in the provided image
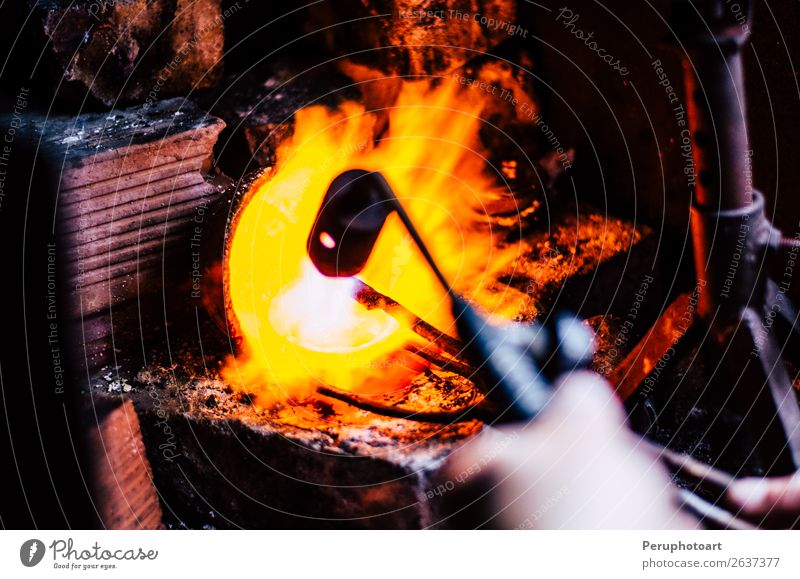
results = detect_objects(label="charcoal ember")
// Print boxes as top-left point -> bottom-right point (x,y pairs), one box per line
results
37,0 -> 224,106
499,211 -> 662,323
205,60 -> 360,175
479,149 -> 575,233
309,0 -> 517,77
584,314 -> 643,380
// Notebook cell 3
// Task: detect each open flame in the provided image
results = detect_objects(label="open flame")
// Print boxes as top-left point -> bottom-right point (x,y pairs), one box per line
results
267,262 -> 401,354
223,75 -> 526,404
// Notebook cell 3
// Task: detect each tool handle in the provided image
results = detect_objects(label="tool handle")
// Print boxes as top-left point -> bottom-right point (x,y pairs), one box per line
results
453,296 -> 594,422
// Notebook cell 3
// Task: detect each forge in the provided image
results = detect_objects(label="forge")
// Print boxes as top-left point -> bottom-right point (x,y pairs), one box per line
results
79,76 -> 655,525
107,201 -> 652,529
12,0 -> 795,532
0,0 -> 800,540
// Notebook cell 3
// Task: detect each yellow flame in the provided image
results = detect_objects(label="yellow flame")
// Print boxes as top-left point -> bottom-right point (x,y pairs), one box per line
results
224,77 -> 521,404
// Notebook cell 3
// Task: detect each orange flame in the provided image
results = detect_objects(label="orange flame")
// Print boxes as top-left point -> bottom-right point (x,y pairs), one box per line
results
223,76 -> 524,404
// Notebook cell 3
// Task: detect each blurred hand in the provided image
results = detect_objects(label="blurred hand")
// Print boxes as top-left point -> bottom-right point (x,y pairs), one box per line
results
726,472 -> 800,528
438,371 -> 698,529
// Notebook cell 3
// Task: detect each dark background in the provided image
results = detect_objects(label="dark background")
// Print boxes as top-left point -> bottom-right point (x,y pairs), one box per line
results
2,0 -> 800,527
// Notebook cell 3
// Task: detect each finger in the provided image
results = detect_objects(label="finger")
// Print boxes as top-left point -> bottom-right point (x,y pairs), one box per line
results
551,370 -> 630,429
444,370 -> 624,480
726,472 -> 800,518
449,371 -> 694,528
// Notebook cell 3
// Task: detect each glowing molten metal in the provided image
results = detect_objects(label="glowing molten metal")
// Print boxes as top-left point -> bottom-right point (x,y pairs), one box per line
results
223,77 -> 524,404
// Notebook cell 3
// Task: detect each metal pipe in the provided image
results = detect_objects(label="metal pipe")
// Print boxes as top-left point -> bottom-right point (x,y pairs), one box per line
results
674,0 -> 752,210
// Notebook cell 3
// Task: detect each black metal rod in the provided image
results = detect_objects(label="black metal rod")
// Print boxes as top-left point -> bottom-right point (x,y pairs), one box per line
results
375,178 -> 456,299
683,41 -> 751,209
675,0 -> 753,210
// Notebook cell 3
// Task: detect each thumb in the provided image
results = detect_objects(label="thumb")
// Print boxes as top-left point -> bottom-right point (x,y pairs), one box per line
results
727,472 -> 800,524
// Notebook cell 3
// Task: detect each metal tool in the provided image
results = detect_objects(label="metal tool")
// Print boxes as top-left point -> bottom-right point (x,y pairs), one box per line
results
308,168 -> 762,527
616,0 -> 800,475
307,168 -> 594,422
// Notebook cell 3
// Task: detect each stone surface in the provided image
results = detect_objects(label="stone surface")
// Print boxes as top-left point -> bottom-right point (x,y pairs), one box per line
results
29,97 -> 226,322
84,397 -> 163,529
96,334 -> 483,529
24,97 -> 227,373
38,0 -> 224,106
